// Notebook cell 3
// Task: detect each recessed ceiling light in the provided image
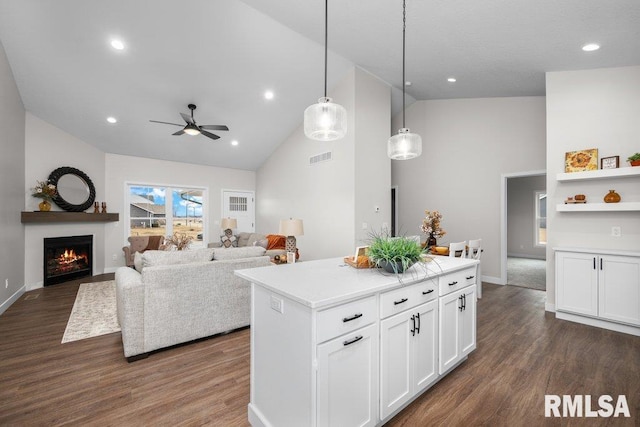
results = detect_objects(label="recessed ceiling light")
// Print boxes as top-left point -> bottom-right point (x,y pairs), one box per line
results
231,140 -> 239,146
264,91 -> 274,100
447,77 -> 457,83
106,117 -> 117,124
582,43 -> 600,52
110,39 -> 125,50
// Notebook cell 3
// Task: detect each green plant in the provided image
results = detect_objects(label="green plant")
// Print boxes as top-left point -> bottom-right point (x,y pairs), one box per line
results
367,231 -> 424,274
627,153 -> 640,162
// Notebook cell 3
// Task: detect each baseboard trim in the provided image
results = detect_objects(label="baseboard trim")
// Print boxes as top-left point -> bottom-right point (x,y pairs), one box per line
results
556,311 -> 640,337
507,253 -> 546,260
482,275 -> 503,285
545,302 -> 556,312
0,285 -> 26,315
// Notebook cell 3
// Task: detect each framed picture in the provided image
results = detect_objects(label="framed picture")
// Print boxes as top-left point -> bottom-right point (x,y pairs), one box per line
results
600,155 -> 620,170
354,245 -> 369,260
565,148 -> 598,173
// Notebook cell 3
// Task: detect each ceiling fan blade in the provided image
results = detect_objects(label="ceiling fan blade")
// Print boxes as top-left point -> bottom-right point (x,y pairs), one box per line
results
201,130 -> 220,140
172,130 -> 185,136
150,120 -> 184,127
180,112 -> 195,124
199,124 -> 229,131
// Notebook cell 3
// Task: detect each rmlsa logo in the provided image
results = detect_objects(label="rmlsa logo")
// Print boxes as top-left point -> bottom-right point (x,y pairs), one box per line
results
545,395 -> 630,418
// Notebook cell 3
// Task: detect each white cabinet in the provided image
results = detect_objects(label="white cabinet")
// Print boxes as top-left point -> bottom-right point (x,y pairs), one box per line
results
317,323 -> 378,427
439,285 -> 476,374
380,300 -> 437,420
556,250 -> 640,327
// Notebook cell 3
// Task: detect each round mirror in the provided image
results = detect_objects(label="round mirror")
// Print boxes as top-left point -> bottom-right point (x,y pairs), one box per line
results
48,167 -> 96,212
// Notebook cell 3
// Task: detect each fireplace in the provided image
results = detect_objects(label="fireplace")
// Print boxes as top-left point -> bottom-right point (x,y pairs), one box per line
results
43,235 -> 93,286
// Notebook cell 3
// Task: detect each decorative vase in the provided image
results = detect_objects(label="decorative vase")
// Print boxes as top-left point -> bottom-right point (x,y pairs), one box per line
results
427,233 -> 437,247
379,260 -> 414,274
38,200 -> 52,211
631,160 -> 640,167
603,190 -> 621,203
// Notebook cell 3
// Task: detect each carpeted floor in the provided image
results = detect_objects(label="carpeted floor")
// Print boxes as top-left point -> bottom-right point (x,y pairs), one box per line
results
507,257 -> 546,291
61,280 -> 120,343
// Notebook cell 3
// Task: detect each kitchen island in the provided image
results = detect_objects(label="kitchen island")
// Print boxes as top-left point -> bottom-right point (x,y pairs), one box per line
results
235,256 -> 479,427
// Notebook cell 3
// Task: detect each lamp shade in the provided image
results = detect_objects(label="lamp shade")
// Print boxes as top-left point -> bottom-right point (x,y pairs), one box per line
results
304,97 -> 347,141
387,128 -> 422,160
221,217 -> 237,230
279,219 -> 304,236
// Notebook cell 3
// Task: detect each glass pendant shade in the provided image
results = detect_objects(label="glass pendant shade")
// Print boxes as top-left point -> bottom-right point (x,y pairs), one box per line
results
304,97 -> 347,141
387,128 -> 422,160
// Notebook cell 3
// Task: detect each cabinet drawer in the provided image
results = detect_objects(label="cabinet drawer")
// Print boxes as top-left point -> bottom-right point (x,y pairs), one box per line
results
380,280 -> 437,319
317,296 -> 377,343
438,267 -> 476,296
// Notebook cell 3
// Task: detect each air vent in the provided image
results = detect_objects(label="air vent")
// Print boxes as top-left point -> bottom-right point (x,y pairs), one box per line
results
309,151 -> 332,165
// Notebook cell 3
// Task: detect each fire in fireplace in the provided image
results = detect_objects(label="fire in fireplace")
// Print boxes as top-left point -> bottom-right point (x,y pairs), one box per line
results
43,235 -> 93,286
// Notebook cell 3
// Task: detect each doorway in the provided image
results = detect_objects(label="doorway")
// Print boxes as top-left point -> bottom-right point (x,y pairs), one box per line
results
500,171 -> 547,290
222,190 -> 255,233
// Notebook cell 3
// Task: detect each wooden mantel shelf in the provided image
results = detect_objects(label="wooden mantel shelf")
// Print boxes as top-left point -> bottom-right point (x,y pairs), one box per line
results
21,211 -> 119,223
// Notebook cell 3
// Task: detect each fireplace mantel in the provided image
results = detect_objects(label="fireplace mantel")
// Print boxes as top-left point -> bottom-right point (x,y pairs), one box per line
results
21,212 -> 119,223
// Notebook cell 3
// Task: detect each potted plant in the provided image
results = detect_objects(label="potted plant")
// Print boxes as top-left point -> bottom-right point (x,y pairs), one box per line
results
367,232 -> 424,274
627,153 -> 640,167
420,210 -> 446,247
30,180 -> 57,211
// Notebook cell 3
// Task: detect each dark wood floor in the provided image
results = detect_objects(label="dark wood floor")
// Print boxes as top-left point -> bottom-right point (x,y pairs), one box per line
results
0,277 -> 638,426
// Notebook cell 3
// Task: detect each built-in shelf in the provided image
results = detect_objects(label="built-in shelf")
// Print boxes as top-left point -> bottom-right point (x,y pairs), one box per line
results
556,202 -> 640,212
557,167 -> 640,182
21,211 -> 119,223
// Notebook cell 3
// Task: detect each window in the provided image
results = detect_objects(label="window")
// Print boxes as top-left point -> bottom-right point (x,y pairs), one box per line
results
127,184 -> 206,247
535,191 -> 547,246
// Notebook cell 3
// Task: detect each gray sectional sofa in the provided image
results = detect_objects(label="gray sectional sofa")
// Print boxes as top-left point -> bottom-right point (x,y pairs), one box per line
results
115,246 -> 271,361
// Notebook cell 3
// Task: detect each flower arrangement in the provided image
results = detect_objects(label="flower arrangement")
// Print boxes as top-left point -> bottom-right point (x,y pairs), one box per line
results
164,232 -> 193,251
31,180 -> 57,201
420,210 -> 446,239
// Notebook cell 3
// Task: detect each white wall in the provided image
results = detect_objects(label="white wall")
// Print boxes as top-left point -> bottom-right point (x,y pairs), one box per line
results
507,175 -> 546,259
0,39 -> 26,313
104,153 -> 255,271
546,65 -> 640,309
256,67 -> 391,261
392,97 -> 547,283
24,113 -> 106,289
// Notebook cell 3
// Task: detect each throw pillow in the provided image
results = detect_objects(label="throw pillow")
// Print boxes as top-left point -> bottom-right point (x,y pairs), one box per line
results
220,230 -> 238,248
265,234 -> 286,250
254,239 -> 268,249
212,246 -> 266,260
133,251 -> 143,272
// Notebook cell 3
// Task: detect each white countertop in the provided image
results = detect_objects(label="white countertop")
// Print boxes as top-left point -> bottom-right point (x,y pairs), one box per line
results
235,256 -> 479,309
553,247 -> 640,257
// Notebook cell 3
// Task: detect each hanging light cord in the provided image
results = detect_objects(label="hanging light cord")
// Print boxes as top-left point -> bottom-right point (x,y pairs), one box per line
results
402,0 -> 406,129
324,0 -> 328,98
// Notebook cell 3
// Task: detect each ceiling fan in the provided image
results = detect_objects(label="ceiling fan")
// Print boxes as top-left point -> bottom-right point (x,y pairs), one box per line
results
150,104 -> 229,140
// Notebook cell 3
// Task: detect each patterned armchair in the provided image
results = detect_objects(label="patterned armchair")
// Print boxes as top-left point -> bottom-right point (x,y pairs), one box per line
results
122,235 -> 165,267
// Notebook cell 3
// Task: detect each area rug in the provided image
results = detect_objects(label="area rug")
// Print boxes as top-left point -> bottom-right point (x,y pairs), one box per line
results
61,280 -> 120,343
507,257 -> 546,291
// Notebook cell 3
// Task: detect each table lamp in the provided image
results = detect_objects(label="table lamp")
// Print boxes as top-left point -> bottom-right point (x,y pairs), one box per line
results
279,218 -> 304,254
221,217 -> 237,237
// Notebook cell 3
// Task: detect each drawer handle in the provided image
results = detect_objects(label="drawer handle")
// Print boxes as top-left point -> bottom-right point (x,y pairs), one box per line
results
342,313 -> 363,323
466,275 -> 475,280
343,335 -> 363,346
448,281 -> 458,286
422,289 -> 434,295
394,298 -> 408,305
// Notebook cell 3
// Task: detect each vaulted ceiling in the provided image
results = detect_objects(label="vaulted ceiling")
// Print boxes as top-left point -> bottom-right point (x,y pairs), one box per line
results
1,0 -> 639,170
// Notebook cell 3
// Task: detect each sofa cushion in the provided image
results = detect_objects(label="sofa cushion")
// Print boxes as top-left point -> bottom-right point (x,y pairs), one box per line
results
247,233 -> 266,247
133,251 -> 144,272
236,232 -> 252,247
142,248 -> 215,267
212,246 -> 266,260
254,238 -> 268,249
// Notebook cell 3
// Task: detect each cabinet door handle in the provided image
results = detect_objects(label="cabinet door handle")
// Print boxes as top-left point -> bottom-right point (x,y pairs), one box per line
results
593,257 -> 596,270
410,315 -> 416,336
466,275 -> 475,280
342,313 -> 363,323
449,281 -> 458,286
600,258 -> 603,270
415,312 -> 421,334
422,289 -> 434,295
459,295 -> 463,311
462,294 -> 467,311
394,298 -> 408,305
343,335 -> 363,346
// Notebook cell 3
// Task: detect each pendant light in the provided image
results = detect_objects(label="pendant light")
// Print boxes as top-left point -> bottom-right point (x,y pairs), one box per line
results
388,0 -> 422,160
304,0 -> 347,141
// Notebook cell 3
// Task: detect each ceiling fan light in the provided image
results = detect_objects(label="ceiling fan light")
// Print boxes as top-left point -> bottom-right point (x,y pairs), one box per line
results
304,97 -> 347,141
388,128 -> 422,160
184,124 -> 200,136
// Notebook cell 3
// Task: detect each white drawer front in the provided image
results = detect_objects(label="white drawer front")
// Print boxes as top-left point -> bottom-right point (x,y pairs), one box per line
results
438,267 -> 477,296
380,280 -> 438,319
316,295 -> 377,343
